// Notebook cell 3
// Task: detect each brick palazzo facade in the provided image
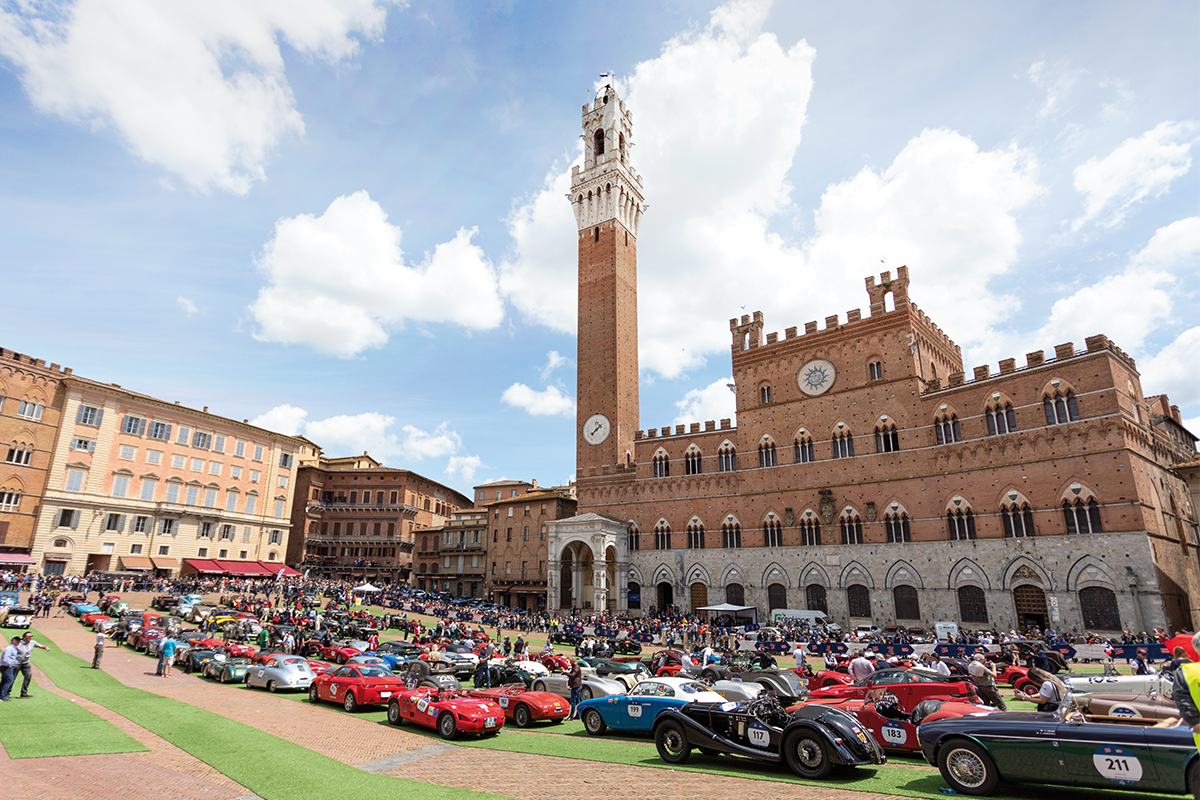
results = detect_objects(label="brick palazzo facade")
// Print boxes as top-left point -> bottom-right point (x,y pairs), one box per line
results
549,85 -> 1200,635
289,453 -> 471,584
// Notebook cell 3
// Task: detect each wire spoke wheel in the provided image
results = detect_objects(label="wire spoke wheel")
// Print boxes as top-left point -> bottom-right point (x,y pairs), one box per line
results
947,748 -> 987,788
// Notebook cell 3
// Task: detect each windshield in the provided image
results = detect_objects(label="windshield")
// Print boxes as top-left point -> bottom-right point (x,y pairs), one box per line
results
282,657 -> 306,666
679,681 -> 709,694
356,666 -> 393,678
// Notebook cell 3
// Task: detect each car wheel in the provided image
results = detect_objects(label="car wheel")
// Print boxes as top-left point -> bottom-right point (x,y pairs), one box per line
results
184,662 -> 193,674
337,654 -> 346,664
783,730 -> 833,779
937,738 -> 999,795
580,686 -> 593,701
578,704 -> 613,735
267,680 -> 278,693
514,704 -> 532,728
655,720 -> 691,764
343,691 -> 358,712
822,679 -> 838,688
698,747 -> 720,757
308,685 -> 320,704
218,671 -> 228,684
533,680 -> 546,692
387,699 -> 403,726
438,711 -> 458,740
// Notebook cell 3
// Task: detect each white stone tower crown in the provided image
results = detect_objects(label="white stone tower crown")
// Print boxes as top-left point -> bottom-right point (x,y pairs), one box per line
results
569,84 -> 645,235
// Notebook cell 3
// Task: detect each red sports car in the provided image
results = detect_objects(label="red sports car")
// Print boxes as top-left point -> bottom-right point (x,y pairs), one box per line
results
224,642 -> 258,658
804,667 -> 855,689
251,647 -> 287,665
80,611 -> 110,626
793,688 -> 997,752
127,626 -> 167,653
806,667 -> 979,703
308,664 -> 407,712
468,684 -> 568,727
318,642 -> 364,664
307,659 -> 334,676
532,653 -> 572,673
387,687 -> 505,739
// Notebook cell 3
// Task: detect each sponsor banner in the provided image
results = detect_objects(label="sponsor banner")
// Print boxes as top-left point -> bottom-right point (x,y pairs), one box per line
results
632,632 -> 656,643
805,642 -> 848,656
755,641 -> 791,654
1110,644 -> 1169,661
872,643 -> 914,658
934,644 -> 989,658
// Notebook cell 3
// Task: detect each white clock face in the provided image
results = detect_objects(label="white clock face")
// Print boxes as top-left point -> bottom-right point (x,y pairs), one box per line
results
582,413 -> 611,445
797,359 -> 836,396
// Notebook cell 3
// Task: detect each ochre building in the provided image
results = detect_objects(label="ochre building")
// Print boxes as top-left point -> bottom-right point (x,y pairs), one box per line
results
550,85 -> 1200,635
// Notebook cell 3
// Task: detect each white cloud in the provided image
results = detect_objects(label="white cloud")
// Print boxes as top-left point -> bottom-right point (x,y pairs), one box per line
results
250,404 -> 309,436
501,383 -> 575,417
445,455 -> 484,483
1033,216 -> 1199,356
176,295 -> 199,317
1026,59 -> 1087,119
540,350 -> 570,381
1183,417 -> 1200,438
499,0 -> 1042,378
1141,327 -> 1200,411
674,376 -> 736,426
0,0 -> 398,194
251,404 -> 467,466
249,191 -> 503,357
1071,121 -> 1198,231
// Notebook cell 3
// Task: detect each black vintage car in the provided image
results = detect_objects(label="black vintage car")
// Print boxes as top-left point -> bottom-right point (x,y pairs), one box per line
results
698,662 -> 808,704
399,660 -> 461,692
653,694 -> 885,779
549,631 -> 583,646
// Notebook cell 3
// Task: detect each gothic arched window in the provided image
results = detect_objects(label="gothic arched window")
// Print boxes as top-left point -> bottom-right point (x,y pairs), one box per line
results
832,430 -> 855,459
799,518 -> 821,546
758,439 -> 777,468
1044,390 -> 1081,425
1063,498 -> 1102,534
840,511 -> 863,545
763,519 -> 782,547
687,521 -> 706,549
846,584 -> 871,617
1002,503 -> 1035,537
652,452 -> 670,478
986,403 -> 1017,435
654,521 -> 672,550
594,128 -> 605,156
885,512 -> 911,543
721,521 -> 741,548
684,448 -> 702,475
935,414 -> 962,444
718,444 -> 737,472
958,585 -> 988,623
947,508 -> 976,540
794,435 -> 814,463
875,424 -> 900,453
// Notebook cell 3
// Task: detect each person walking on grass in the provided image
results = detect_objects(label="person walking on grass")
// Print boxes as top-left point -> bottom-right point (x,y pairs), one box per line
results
16,632 -> 49,698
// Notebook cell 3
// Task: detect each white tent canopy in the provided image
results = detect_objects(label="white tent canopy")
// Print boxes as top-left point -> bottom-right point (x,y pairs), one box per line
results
696,603 -> 757,623
352,583 -> 382,592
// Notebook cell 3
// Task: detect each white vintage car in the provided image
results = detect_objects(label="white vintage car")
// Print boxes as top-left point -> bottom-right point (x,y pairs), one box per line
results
1064,670 -> 1172,697
532,670 -> 626,701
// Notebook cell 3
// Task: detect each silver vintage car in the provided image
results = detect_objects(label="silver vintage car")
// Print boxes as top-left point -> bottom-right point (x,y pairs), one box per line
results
532,669 -> 626,701
245,654 -> 315,693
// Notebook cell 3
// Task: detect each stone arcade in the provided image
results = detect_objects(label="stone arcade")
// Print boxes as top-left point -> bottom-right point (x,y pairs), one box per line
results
548,83 -> 1200,635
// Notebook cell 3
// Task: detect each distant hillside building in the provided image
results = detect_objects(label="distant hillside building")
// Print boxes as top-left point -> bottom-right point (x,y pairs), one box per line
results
551,84 -> 1200,634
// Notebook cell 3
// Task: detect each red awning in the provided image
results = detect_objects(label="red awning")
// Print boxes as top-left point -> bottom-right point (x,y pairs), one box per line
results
212,560 -> 274,577
0,553 -> 34,566
182,558 -> 226,575
258,562 -> 300,577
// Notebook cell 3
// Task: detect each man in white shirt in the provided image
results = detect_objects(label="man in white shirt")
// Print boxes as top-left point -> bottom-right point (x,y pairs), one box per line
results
699,645 -> 715,667
930,653 -> 952,678
792,643 -> 805,669
849,651 -> 875,681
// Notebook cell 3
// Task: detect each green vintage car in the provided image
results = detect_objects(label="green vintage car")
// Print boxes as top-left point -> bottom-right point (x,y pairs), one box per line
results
202,654 -> 252,683
918,693 -> 1199,796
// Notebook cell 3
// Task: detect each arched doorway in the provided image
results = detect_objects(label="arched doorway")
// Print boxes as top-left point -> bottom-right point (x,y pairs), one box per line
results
560,550 -> 574,609
690,582 -> 708,612
657,581 -> 673,610
767,583 -> 787,611
805,584 -> 828,613
1013,584 -> 1048,630
628,581 -> 641,610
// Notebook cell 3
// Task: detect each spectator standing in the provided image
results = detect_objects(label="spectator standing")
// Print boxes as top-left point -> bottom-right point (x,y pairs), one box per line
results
1130,647 -> 1156,675
968,654 -> 1007,710
792,643 -> 805,669
16,632 -> 49,697
0,636 -> 18,701
92,629 -> 107,669
849,651 -> 875,681
566,659 -> 583,720
160,635 -> 177,677
930,653 -> 952,678
1170,632 -> 1200,741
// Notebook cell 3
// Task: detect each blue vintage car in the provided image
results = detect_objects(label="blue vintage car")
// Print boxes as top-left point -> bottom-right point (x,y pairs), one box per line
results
917,693 -> 1199,796
68,601 -> 101,617
578,677 -> 726,736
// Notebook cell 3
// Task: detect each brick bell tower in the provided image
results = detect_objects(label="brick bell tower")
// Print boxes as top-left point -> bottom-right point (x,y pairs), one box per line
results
571,82 -> 644,479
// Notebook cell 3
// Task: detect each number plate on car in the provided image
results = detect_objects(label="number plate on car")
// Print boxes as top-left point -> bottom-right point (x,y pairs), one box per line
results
380,691 -> 391,697
486,717 -> 496,726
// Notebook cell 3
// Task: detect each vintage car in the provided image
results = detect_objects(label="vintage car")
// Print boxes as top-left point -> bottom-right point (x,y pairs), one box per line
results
531,652 -> 573,673
68,601 -> 101,617
469,684 -> 569,727
697,662 -> 808,704
386,687 -> 505,739
795,690 -> 998,752
306,659 -> 335,676
181,647 -> 221,674
399,660 -> 462,692
92,616 -> 119,633
804,665 -> 855,690
1077,688 -> 1181,721
652,694 -> 885,779
579,677 -> 726,736
579,657 -> 654,690
1064,671 -> 1172,697
251,647 -> 287,665
477,661 -> 542,689
184,604 -> 215,623
440,642 -> 481,667
549,631 -> 583,646
79,610 -> 110,626
3,606 -> 35,629
202,654 -> 252,683
150,595 -> 176,611
246,654 -> 315,692
221,641 -> 257,658
532,669 -> 626,701
309,663 -> 407,712
318,640 -> 366,664
807,667 -> 978,703
425,651 -> 477,679
375,641 -> 426,660
127,626 -> 167,653
918,693 -> 1199,796
613,638 -> 642,655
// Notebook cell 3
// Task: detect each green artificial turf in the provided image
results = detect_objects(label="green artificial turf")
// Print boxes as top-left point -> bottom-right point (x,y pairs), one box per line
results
0,683 -> 147,758
29,629 -> 516,800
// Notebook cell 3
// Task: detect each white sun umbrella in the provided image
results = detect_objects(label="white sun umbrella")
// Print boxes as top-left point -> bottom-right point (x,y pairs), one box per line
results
352,583 -> 382,592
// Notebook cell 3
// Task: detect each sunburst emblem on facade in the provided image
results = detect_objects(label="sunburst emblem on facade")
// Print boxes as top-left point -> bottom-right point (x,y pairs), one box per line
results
803,365 -> 829,390
797,359 -> 836,396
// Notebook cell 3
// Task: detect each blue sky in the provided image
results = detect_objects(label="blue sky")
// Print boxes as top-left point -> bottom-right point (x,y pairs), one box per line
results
1,0 -> 1197,494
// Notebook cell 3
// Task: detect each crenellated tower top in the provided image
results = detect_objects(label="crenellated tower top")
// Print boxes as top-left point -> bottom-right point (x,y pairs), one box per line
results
568,83 -> 645,235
